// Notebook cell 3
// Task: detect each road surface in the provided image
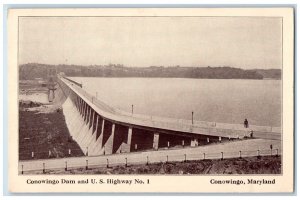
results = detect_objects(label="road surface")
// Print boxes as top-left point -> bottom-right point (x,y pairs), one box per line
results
19,138 -> 281,173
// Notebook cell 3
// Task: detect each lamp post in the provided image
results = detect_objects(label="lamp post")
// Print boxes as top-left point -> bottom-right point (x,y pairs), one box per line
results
131,104 -> 134,115
192,111 -> 194,125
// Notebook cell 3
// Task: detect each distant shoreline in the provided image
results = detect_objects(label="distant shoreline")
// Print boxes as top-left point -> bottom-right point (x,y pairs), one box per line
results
19,63 -> 281,80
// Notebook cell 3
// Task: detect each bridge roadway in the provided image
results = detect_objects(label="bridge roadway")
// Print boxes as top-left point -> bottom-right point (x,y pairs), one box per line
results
59,76 -> 281,141
19,139 -> 281,173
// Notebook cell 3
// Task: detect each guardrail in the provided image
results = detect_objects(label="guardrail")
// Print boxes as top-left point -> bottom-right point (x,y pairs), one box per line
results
19,148 -> 281,174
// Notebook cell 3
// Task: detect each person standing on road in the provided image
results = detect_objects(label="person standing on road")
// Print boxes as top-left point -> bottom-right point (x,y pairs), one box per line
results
244,118 -> 249,128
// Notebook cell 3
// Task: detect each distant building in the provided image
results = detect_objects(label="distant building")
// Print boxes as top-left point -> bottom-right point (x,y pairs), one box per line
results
34,78 -> 43,84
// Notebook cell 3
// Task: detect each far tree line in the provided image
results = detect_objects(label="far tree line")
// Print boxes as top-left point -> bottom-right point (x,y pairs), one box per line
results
19,63 -> 281,80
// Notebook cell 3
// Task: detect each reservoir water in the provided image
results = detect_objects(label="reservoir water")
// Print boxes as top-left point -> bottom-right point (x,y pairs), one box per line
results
70,77 -> 281,127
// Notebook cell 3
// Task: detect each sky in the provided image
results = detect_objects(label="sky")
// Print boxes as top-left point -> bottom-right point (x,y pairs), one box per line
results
19,17 -> 282,69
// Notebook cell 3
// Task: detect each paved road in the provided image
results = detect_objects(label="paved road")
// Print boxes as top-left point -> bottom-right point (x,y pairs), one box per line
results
19,139 -> 281,173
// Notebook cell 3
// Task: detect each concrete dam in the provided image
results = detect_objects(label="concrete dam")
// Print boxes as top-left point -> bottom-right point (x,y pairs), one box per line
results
56,75 -> 281,157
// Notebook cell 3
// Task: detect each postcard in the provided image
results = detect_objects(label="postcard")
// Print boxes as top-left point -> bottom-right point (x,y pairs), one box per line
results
7,7 -> 294,193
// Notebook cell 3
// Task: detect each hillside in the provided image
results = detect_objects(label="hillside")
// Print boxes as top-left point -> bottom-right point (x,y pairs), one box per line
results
19,63 -> 281,80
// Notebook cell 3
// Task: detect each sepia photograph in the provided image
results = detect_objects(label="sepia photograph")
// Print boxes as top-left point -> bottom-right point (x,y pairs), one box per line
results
7,8 -> 294,193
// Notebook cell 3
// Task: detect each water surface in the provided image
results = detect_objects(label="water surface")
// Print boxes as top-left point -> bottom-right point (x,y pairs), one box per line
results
71,77 -> 281,127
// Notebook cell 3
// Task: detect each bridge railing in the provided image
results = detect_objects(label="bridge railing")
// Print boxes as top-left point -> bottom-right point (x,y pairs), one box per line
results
117,110 -> 280,133
19,148 -> 282,174
76,85 -> 117,114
